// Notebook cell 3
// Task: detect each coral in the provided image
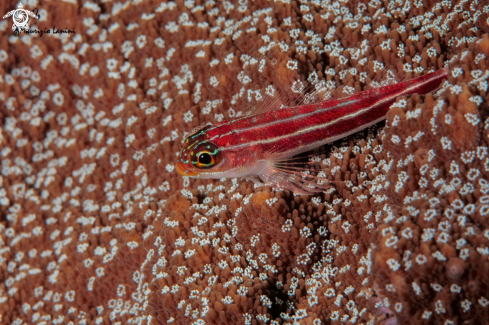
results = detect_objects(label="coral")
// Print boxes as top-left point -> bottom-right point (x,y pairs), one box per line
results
0,0 -> 488,324
147,176 -> 378,324
372,50 -> 489,323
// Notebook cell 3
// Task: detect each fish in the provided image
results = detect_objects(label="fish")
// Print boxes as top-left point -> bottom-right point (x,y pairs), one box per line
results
176,68 -> 448,194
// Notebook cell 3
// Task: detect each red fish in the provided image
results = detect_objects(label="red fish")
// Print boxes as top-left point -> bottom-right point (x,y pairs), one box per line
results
176,68 -> 448,194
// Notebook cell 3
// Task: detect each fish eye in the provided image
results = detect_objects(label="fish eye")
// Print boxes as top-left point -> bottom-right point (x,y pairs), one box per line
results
196,151 -> 214,167
191,141 -> 221,169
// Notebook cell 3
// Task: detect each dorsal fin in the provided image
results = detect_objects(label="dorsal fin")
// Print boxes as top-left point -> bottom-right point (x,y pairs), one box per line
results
230,58 -> 337,118
368,69 -> 399,89
226,53 -> 403,121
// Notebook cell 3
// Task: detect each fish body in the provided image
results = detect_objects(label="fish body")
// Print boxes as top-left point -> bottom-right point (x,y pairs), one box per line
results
176,68 -> 448,194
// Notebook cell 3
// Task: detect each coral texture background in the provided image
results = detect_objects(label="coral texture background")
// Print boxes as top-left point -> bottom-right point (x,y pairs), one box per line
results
0,0 -> 488,324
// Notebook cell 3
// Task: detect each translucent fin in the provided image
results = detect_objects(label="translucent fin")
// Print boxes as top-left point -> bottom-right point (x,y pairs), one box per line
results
238,59 -> 335,118
244,175 -> 264,186
368,69 -> 399,89
228,54 -> 405,122
246,84 -> 286,116
259,166 -> 330,195
257,153 -> 331,195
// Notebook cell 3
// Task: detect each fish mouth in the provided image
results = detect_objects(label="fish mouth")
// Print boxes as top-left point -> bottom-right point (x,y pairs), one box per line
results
176,161 -> 187,175
176,161 -> 197,177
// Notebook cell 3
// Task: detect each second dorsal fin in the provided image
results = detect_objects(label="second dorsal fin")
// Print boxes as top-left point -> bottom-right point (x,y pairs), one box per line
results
234,59 -> 337,118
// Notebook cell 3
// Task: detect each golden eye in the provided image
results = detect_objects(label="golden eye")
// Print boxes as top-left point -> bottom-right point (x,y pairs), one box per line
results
191,141 -> 221,169
196,151 -> 215,168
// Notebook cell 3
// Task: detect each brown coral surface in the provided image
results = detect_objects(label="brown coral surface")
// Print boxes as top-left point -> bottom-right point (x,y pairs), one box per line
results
0,0 -> 488,324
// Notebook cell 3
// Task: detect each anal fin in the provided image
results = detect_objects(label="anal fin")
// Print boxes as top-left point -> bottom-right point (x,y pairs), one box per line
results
257,157 -> 330,195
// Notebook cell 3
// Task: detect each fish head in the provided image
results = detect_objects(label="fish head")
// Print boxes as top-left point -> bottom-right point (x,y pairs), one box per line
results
176,123 -> 265,179
176,125 -> 223,178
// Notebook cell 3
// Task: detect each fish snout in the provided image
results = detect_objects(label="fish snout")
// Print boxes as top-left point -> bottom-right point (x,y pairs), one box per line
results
176,160 -> 187,175
176,160 -> 196,177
